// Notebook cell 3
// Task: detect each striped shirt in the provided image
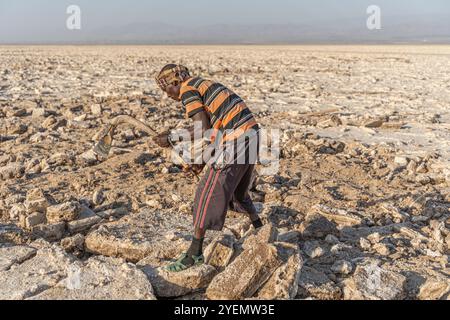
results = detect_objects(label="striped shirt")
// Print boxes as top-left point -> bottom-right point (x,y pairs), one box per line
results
180,77 -> 259,145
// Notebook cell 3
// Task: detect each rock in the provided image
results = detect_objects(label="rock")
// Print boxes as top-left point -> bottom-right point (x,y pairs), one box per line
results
78,204 -> 97,219
79,149 -> 99,165
0,154 -> 12,165
416,174 -> 432,185
0,163 -> 25,180
60,234 -> 85,252
367,232 -> 381,244
24,188 -> 49,213
94,206 -> 128,219
204,234 -> 235,270
206,243 -> 281,300
91,104 -> 102,115
314,205 -> 363,227
303,241 -> 324,258
46,201 -> 81,223
317,211 -> 362,227
32,108 -> 48,118
74,114 -> 87,122
67,215 -> 102,234
31,222 -> 66,241
277,230 -> 300,243
42,116 -> 57,129
53,118 -> 67,130
325,234 -> 340,244
141,264 -> 217,298
364,119 -> 384,128
67,118 -> 91,130
331,260 -> 353,275
25,198 -> 49,214
373,243 -> 391,256
316,140 -> 345,155
9,123 -> 28,134
257,243 -> 302,300
317,118 -> 335,128
255,181 -> 281,194
416,162 -> 428,174
67,205 -> 102,234
429,220 -> 445,244
145,199 -> 161,209
394,156 -> 409,167
331,115 -> 343,126
208,65 -> 221,75
224,219 -> 252,238
242,223 -> 278,250
19,211 -> 46,230
161,167 -> 169,174
394,226 -> 428,242
10,108 -> 27,117
406,160 -> 418,174
85,209 -> 191,263
359,237 -> 372,250
0,244 -> 74,299
28,256 -> 156,300
418,278 -> 450,300
297,266 -> 342,300
3,194 -> 25,206
424,249 -> 442,258
0,245 -> 36,271
0,224 -> 27,244
16,100 -> 37,110
9,204 -> 26,220
47,153 -> 74,166
92,188 -> 105,206
299,214 -> 338,239
343,259 -> 407,300
330,242 -> 352,254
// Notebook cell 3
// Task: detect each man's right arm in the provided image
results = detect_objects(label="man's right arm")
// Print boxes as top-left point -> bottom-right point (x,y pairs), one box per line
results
189,110 -> 211,141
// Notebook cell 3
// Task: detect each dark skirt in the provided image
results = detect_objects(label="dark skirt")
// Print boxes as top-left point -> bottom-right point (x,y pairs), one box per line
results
192,163 -> 257,231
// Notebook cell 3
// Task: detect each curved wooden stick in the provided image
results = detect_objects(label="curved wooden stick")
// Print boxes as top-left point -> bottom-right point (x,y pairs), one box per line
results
93,115 -> 157,159
110,115 -> 158,135
92,115 -> 200,179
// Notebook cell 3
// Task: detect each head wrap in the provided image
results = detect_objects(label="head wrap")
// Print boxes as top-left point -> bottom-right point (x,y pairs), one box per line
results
155,65 -> 190,91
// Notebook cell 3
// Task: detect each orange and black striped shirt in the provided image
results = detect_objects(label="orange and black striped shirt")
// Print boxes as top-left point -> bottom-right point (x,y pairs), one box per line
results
180,77 -> 259,144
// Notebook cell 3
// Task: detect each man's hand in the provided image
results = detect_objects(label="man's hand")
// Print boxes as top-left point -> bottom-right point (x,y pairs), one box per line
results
191,164 -> 205,175
182,163 -> 205,175
153,131 -> 171,148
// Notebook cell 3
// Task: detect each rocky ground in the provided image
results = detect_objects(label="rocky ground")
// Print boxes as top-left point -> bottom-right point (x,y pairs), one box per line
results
0,45 -> 449,300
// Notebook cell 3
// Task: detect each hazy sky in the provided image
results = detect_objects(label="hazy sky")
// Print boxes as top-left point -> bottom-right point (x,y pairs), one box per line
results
0,0 -> 449,43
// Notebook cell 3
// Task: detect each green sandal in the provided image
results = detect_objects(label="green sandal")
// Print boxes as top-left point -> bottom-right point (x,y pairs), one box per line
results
166,253 -> 204,272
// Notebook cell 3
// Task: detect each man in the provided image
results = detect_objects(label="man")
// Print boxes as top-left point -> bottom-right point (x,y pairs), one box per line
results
154,64 -> 263,272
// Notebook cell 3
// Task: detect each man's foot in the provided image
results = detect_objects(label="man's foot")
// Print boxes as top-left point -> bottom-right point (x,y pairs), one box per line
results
166,253 -> 204,272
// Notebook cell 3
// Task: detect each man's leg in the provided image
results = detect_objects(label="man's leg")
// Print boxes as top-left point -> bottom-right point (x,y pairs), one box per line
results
167,166 -> 230,271
176,226 -> 206,268
184,166 -> 220,267
231,164 -> 263,229
167,165 -> 257,272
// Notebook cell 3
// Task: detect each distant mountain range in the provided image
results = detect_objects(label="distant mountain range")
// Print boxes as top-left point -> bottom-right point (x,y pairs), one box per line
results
2,14 -> 449,44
